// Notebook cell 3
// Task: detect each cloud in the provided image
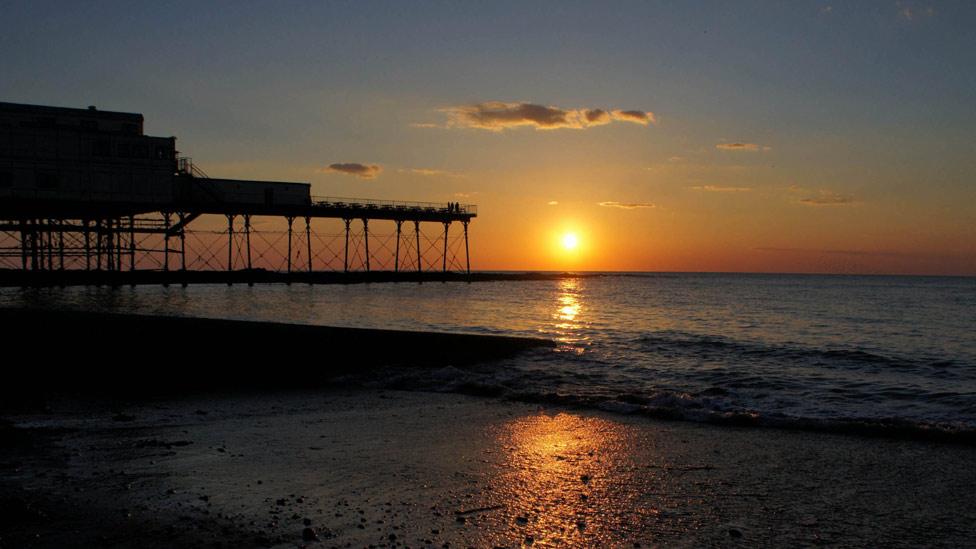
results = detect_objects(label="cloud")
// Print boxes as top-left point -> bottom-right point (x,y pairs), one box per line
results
598,201 -> 656,209
439,101 -> 656,131
799,190 -> 856,206
410,122 -> 442,129
716,142 -> 771,152
691,185 -> 752,192
322,163 -> 382,179
584,109 -> 611,124
547,201 -> 559,206
398,168 -> 463,178
611,109 -> 656,125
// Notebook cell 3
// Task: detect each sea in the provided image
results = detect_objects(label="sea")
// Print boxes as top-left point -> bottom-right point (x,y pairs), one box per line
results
3,273 -> 975,441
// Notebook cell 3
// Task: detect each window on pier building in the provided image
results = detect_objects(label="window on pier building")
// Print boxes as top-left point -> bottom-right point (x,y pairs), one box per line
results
93,138 -> 110,157
155,145 -> 172,160
118,142 -> 148,158
36,172 -> 59,189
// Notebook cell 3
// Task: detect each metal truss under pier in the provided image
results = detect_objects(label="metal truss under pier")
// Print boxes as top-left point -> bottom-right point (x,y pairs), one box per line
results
0,196 -> 476,286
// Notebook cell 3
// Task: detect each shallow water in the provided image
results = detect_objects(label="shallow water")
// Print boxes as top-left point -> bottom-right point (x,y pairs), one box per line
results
3,273 -> 975,436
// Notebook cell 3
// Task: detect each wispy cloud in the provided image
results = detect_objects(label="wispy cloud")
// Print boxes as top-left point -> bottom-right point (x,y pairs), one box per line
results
410,122 -> 441,129
435,101 -> 656,132
610,110 -> 656,125
897,1 -> 935,21
756,247 -> 906,258
799,190 -> 856,206
321,163 -> 382,179
716,142 -> 771,152
691,185 -> 752,192
598,201 -> 656,209
398,168 -> 463,178
547,201 -> 559,206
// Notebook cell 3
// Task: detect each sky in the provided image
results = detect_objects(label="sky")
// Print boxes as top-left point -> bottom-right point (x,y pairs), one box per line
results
3,1 -> 975,274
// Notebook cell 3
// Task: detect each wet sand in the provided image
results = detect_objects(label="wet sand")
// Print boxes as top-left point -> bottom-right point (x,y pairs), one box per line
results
3,389 -> 975,548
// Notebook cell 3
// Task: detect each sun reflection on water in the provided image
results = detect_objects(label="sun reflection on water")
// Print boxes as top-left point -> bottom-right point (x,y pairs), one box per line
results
550,278 -> 589,351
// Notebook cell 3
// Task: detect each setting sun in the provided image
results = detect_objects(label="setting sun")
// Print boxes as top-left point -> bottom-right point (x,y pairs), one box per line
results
561,233 -> 579,250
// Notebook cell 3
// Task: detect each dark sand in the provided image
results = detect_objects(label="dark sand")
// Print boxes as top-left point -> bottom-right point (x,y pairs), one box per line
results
2,310 -> 975,547
0,308 -> 550,402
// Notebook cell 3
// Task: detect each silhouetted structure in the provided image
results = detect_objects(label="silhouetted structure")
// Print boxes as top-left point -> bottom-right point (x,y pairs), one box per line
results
0,102 -> 475,284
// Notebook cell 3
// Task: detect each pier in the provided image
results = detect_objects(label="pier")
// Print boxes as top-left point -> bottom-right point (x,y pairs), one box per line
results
0,102 -> 476,285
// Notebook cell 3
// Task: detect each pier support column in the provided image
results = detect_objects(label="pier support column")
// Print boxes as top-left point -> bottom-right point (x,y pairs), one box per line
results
105,219 -> 114,272
30,220 -> 38,272
285,216 -> 294,280
46,219 -> 54,272
58,219 -> 65,271
94,220 -> 101,271
394,220 -> 402,273
244,215 -> 253,286
414,220 -> 421,277
128,215 -> 135,273
362,218 -> 370,273
343,219 -> 351,273
83,219 -> 90,271
19,219 -> 28,271
102,219 -> 108,272
110,218 -> 116,272
226,214 -> 235,286
163,213 -> 171,287
35,220 -> 43,272
463,221 -> 470,277
115,218 -> 123,277
178,213 -> 188,287
31,220 -> 39,272
442,222 -> 450,274
305,216 -> 312,280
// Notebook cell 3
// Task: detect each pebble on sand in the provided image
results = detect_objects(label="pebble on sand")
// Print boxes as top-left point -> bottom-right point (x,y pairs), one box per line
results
302,527 -> 318,541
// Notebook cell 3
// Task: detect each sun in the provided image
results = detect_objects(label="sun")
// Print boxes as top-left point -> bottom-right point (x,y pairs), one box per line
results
561,232 -> 579,250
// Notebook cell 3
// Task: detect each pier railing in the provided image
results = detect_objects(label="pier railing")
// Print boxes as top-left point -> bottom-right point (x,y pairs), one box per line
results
0,188 -> 476,216
312,196 -> 476,215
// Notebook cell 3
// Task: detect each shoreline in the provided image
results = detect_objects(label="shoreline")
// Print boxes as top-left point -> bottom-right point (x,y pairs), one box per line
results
3,307 -> 972,446
3,388 -> 975,547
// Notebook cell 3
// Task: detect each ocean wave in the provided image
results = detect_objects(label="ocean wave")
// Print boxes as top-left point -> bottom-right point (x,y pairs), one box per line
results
632,331 -> 967,374
346,363 -> 976,446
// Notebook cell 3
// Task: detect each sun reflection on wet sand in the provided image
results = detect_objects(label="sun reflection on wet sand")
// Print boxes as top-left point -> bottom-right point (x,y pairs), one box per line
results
486,412 -> 663,546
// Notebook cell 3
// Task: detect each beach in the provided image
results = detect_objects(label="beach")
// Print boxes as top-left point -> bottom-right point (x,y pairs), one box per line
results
2,307 -> 975,547
3,388 -> 975,548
